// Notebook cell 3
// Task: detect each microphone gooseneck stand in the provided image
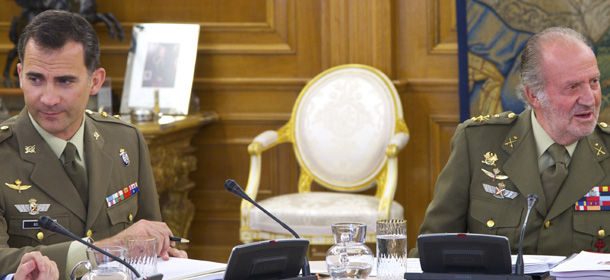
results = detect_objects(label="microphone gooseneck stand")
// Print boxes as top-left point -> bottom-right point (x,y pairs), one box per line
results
225,179 -> 317,280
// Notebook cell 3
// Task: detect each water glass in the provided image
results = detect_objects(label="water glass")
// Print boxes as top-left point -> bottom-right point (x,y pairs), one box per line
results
376,219 -> 407,280
125,236 -> 158,277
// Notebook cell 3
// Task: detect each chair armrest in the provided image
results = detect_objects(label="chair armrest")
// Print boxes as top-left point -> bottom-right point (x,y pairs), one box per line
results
254,130 -> 279,149
248,130 -> 278,155
241,124 -> 294,242
378,132 -> 409,219
386,132 -> 410,158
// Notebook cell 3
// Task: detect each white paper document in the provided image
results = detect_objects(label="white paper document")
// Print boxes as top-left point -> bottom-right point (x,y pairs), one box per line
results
311,255 -> 565,276
512,254 -> 566,274
157,257 -> 226,280
550,251 -> 610,280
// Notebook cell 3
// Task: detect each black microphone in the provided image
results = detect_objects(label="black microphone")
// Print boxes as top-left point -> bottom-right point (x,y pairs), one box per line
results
515,194 -> 539,275
38,216 -> 162,280
224,179 -> 312,277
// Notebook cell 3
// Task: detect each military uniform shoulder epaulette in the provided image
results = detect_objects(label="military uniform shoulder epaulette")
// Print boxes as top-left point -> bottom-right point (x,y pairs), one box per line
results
598,121 -> 610,135
0,116 -> 18,143
0,124 -> 13,143
462,111 -> 518,127
85,109 -> 134,127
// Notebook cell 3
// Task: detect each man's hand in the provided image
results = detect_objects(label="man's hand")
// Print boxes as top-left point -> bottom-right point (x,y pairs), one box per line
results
14,252 -> 59,280
93,219 -> 188,260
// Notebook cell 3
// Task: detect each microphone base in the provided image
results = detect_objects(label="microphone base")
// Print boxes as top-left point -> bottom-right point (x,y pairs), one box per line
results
405,272 -> 533,280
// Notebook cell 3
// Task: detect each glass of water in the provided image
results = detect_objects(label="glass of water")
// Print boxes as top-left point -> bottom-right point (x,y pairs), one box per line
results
125,236 -> 158,278
376,219 -> 407,280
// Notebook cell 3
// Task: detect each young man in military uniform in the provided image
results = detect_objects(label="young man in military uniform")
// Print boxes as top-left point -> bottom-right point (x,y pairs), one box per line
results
0,10 -> 187,278
410,27 -> 610,257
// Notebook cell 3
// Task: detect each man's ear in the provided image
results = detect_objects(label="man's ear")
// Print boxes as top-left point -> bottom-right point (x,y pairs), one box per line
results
17,63 -> 23,88
524,86 -> 541,108
89,68 -> 106,96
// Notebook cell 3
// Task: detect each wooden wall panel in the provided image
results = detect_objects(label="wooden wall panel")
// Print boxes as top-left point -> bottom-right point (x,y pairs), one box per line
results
399,0 -> 460,254
0,0 -> 461,264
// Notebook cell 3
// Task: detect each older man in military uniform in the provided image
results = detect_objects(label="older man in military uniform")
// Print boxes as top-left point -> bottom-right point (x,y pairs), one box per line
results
0,10 -> 186,278
410,27 -> 610,257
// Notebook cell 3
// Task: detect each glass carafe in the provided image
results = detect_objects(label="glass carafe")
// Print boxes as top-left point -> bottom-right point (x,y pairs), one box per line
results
71,246 -> 130,280
326,222 -> 374,279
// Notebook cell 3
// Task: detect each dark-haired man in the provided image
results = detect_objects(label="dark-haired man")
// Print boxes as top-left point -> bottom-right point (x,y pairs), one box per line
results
0,10 -> 186,278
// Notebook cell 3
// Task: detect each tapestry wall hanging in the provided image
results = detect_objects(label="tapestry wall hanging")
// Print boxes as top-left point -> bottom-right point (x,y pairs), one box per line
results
457,0 -> 610,122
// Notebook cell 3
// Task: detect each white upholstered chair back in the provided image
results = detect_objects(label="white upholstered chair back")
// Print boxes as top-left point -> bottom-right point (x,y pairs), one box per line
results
240,64 -> 409,245
294,65 -> 401,191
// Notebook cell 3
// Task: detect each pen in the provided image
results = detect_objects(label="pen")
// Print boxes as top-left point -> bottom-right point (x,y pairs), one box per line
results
170,236 -> 190,243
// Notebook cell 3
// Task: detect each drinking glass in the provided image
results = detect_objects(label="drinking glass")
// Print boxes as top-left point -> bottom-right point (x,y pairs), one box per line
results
125,236 -> 158,278
376,219 -> 407,280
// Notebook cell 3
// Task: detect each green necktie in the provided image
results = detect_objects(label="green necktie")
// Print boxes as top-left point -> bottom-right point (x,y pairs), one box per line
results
541,143 -> 568,209
63,142 -> 88,208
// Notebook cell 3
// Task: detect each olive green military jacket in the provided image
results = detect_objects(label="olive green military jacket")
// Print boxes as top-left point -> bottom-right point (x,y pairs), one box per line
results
0,109 -> 161,278
410,109 -> 610,257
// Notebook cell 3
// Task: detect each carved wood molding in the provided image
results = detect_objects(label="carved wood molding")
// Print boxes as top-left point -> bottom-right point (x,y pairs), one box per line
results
427,114 -> 459,199
109,77 -> 419,94
105,0 -> 295,55
427,0 -> 458,55
320,0 -> 395,73
405,78 -> 459,93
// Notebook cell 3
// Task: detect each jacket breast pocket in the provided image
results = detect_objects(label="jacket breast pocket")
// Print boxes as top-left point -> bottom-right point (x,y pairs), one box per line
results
106,193 -> 138,235
469,196 -> 523,242
573,211 -> 610,252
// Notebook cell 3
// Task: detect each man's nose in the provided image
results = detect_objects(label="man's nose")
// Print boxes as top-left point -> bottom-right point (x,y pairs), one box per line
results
40,84 -> 60,106
579,86 -> 598,106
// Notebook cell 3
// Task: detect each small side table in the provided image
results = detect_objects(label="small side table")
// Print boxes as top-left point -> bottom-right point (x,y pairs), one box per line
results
131,112 -> 218,249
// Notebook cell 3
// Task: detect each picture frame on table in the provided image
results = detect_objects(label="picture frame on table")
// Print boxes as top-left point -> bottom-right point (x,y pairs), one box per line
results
120,23 -> 200,116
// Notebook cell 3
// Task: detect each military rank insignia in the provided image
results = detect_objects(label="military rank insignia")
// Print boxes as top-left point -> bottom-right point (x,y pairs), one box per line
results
483,183 -> 519,199
481,168 -> 508,182
25,145 -> 36,154
15,198 -> 50,215
482,152 -> 498,166
5,179 -> 32,193
106,182 -> 139,207
575,186 -> 610,211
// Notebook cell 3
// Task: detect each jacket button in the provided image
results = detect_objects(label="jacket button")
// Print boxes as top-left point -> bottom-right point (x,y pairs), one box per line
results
129,214 -> 134,222
545,221 -> 550,228
487,220 -> 495,228
37,232 -> 44,240
599,229 -> 606,238
87,229 -> 92,238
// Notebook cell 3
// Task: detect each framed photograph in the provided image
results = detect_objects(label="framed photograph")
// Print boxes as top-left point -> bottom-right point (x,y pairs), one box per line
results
120,23 -> 200,115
